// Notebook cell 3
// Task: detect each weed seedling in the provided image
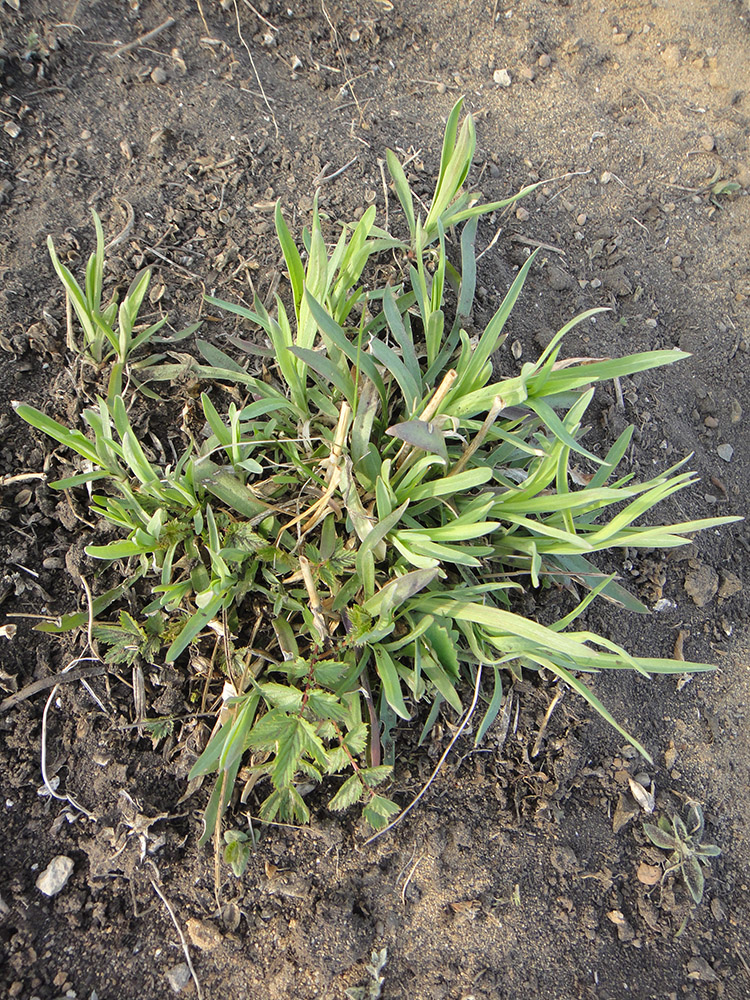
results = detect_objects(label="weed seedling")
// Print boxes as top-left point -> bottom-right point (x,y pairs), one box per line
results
643,801 -> 721,904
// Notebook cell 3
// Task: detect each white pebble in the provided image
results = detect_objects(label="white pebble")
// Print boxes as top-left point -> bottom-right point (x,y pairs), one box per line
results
36,856 -> 74,896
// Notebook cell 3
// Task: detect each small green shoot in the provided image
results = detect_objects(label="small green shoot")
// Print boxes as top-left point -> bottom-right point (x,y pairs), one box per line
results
345,948 -> 388,1000
223,828 -> 254,878
47,210 -> 197,400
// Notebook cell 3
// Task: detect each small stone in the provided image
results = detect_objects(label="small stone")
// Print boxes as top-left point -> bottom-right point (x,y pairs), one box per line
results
613,32 -> 629,46
546,265 -> 575,292
186,917 -> 223,951
684,563 -> 719,607
80,129 -> 92,140
3,121 -> 21,139
538,53 -> 551,68
660,44 -> 681,71
518,65 -> 535,81
704,415 -> 719,428
515,206 -> 530,221
36,856 -> 74,896
436,81 -> 447,94
718,571 -> 742,600
262,32 -> 276,48
349,28 -> 360,43
166,963 -> 191,993
607,909 -> 635,942
717,443 -> 734,462
601,170 -> 612,184
699,134 -> 715,152
730,398 -> 743,423
576,213 -> 587,225
150,67 -> 168,85
493,68 -> 511,87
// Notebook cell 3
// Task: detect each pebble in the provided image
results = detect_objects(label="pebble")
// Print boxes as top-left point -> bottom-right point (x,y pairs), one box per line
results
493,68 -> 511,87
3,121 -> 21,139
36,856 -> 74,896
515,206 -> 530,221
730,398 -> 743,423
704,415 -> 719,428
349,28 -> 360,43
186,917 -> 223,951
165,964 -> 191,994
613,31 -> 629,46
576,213 -> 587,225
660,44 -> 681,71
151,67 -> 168,85
518,65 -> 535,81
684,563 -> 719,607
718,571 -> 742,599
699,134 -> 715,151
717,443 -> 734,462
538,53 -> 551,68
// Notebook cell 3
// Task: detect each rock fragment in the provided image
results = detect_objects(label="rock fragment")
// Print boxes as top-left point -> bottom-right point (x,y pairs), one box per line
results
187,917 -> 223,951
36,856 -> 74,896
684,563 -> 719,607
166,963 -> 191,993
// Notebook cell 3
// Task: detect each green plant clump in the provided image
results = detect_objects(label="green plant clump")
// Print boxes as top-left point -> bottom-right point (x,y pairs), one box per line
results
643,802 -> 721,904
15,99 -> 740,843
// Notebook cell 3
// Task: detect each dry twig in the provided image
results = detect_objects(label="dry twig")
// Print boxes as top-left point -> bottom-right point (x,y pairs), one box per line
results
106,18 -> 176,59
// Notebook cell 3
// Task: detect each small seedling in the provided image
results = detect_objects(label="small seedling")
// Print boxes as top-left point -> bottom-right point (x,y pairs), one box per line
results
345,948 -> 388,1000
643,801 -> 721,904
223,829 -> 253,877
47,210 -> 197,400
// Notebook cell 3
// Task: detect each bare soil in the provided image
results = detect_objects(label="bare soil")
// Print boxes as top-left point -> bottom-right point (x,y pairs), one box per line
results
1,2 -> 749,998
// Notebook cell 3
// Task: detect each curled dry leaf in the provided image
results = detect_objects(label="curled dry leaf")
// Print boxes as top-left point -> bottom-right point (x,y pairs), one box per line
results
628,777 -> 655,814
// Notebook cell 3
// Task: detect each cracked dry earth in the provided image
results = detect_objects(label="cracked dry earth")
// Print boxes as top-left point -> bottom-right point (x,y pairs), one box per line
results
1,1 -> 750,999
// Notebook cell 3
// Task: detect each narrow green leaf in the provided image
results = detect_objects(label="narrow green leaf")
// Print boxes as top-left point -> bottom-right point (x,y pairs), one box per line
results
374,646 -> 410,719
275,200 -> 305,316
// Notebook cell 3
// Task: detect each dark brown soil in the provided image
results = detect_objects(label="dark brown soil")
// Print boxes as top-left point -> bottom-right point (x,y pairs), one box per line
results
1,2 -> 749,998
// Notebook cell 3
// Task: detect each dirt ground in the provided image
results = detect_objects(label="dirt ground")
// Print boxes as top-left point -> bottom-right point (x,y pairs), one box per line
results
1,1 -> 749,998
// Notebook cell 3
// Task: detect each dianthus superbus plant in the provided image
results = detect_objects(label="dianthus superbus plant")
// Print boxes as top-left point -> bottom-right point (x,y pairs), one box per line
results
16,100 -> 739,843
